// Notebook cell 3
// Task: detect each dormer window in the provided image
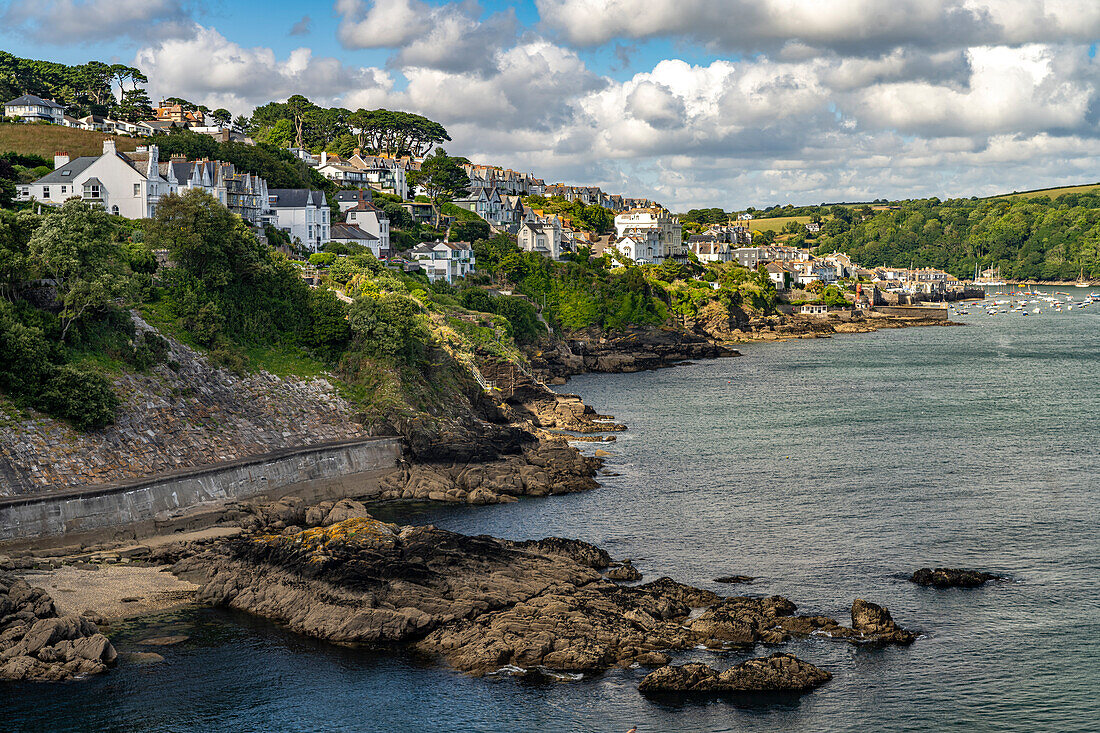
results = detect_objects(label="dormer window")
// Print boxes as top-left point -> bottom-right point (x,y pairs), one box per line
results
61,170 -> 71,176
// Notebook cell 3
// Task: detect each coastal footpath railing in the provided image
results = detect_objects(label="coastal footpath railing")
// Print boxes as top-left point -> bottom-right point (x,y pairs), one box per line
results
0,436 -> 402,543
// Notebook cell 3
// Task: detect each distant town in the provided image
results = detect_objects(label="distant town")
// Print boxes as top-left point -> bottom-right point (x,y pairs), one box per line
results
7,91 -> 980,309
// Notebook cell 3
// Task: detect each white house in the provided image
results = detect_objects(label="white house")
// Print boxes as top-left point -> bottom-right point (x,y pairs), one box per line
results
268,189 -> 330,252
613,228 -> 661,264
410,241 -> 475,283
614,207 -> 683,260
316,153 -> 371,189
518,220 -> 562,259
800,303 -> 829,316
19,140 -> 168,219
329,223 -> 384,258
4,94 -> 64,124
345,201 -> 390,254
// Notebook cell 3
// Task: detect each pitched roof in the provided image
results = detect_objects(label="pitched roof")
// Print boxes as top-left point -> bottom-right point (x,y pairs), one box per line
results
5,94 -> 63,109
330,223 -> 379,241
268,189 -> 325,208
33,156 -> 98,184
334,189 -> 374,203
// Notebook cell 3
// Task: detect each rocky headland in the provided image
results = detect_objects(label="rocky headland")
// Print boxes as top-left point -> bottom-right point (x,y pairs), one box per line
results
158,511 -> 914,686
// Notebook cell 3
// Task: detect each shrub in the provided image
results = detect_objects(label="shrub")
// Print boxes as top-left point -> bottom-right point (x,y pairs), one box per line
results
347,293 -> 429,364
39,365 -> 120,431
309,252 -> 337,267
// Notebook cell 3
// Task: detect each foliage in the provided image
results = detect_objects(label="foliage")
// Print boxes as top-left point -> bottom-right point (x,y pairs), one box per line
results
309,252 -> 337,267
249,99 -> 450,158
449,218 -> 490,243
407,149 -> 470,226
347,292 -> 429,364
27,199 -> 127,341
0,299 -> 123,430
457,288 -> 545,343
523,195 -> 615,233
0,52 -> 147,117
145,190 -> 314,349
816,194 -> 1100,280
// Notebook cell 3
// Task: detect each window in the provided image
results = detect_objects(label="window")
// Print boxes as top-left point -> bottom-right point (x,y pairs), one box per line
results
60,186 -> 66,194
83,183 -> 101,199
61,170 -> 70,177
111,205 -> 119,215
42,186 -> 50,199
133,183 -> 141,197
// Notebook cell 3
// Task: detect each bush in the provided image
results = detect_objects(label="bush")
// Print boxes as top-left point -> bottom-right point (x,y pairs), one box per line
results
347,293 -> 429,364
39,365 -> 120,431
307,289 -> 351,358
309,252 -> 337,267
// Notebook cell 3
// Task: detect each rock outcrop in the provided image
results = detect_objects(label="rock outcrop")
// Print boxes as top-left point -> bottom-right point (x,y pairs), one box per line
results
910,567 -> 1003,588
170,517 -> 915,681
0,572 -> 117,681
375,440 -> 601,505
638,653 -> 832,694
687,596 -> 915,647
525,326 -> 740,381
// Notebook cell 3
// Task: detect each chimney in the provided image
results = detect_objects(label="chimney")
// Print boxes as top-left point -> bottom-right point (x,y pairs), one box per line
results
102,139 -> 116,156
320,151 -> 328,166
54,152 -> 70,169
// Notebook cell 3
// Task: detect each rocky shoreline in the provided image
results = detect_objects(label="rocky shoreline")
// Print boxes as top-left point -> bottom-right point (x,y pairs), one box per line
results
523,312 -> 959,381
159,510 -> 916,687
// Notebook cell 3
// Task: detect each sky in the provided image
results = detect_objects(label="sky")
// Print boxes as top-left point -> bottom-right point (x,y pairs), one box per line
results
3,0 -> 1100,210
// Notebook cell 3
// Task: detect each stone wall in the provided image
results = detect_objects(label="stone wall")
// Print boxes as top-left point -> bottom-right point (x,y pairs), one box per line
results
0,437 -> 402,542
0,314 -> 368,497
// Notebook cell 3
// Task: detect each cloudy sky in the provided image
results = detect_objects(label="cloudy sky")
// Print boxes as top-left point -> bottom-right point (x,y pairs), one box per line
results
4,0 -> 1100,209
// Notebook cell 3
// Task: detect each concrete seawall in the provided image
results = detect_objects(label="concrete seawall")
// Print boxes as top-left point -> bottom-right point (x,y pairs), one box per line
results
0,437 -> 402,543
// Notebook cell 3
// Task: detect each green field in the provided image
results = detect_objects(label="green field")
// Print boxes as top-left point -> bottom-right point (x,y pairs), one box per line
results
994,182 -> 1100,200
748,215 -> 815,232
0,122 -> 141,159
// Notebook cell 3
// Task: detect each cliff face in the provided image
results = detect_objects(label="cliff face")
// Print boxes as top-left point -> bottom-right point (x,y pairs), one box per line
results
0,314 -> 366,497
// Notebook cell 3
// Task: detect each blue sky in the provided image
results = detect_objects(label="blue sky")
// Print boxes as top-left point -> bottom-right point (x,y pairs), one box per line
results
3,1 -> 1099,210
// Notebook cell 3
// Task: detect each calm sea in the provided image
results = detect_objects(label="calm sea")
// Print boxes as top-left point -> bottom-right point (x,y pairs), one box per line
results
6,286 -> 1100,732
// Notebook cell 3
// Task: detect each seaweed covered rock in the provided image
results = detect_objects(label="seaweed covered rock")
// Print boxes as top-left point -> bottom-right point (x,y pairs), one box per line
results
639,653 -> 831,694
509,537 -> 612,569
910,568 -> 1003,588
688,596 -> 916,647
0,572 -> 117,682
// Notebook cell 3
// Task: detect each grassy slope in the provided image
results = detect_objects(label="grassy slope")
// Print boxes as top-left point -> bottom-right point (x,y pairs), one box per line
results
749,215 -> 820,232
993,182 -> 1100,200
0,122 -> 141,158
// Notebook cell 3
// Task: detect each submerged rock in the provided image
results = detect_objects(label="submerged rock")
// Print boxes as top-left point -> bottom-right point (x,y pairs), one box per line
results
638,653 -> 832,694
714,575 -> 755,584
0,572 -> 117,682
910,568 -> 1003,588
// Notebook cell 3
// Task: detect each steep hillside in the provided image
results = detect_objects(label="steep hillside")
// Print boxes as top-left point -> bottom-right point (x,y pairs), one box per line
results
0,123 -> 141,159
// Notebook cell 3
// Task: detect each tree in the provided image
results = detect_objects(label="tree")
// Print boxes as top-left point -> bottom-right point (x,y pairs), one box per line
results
407,148 -> 470,227
27,200 -> 126,342
117,87 -> 153,122
285,94 -> 315,149
212,108 -> 233,126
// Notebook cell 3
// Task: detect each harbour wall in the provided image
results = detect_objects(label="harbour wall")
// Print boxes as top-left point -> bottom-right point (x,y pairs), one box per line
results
0,437 -> 402,544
